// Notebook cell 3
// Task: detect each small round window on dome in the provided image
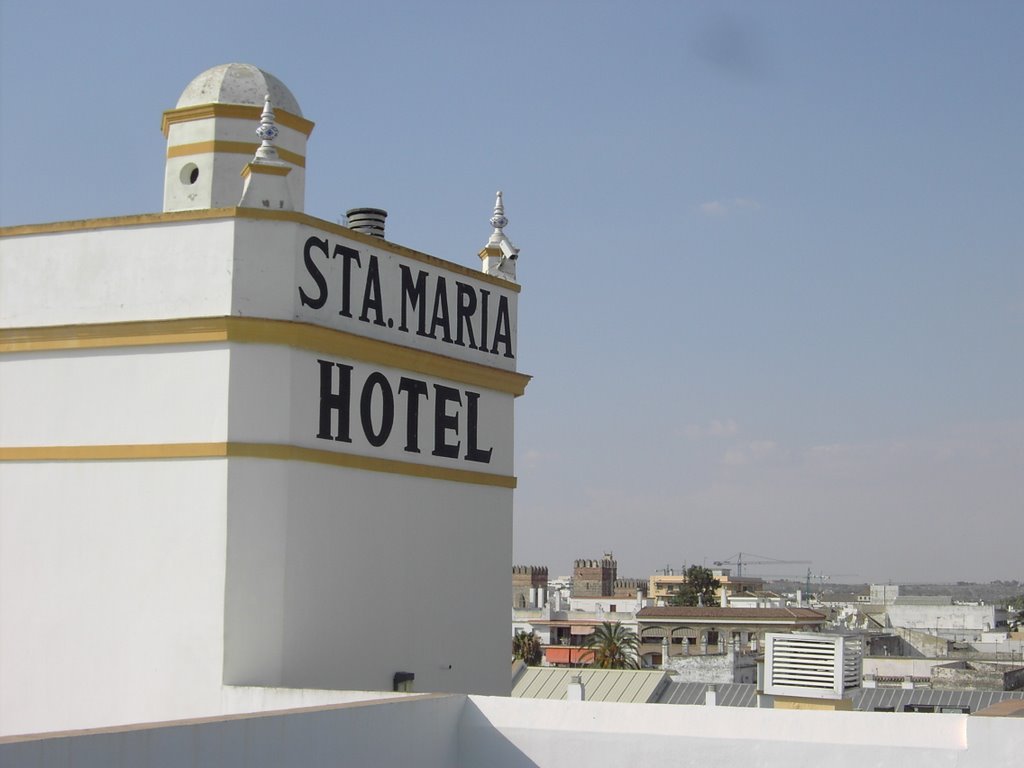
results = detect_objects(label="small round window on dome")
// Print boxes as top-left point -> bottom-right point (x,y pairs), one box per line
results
180,163 -> 199,185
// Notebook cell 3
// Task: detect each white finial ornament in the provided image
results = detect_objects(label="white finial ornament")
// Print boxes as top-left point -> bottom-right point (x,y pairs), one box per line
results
238,94 -> 294,211
480,190 -> 519,281
490,191 -> 508,232
253,94 -> 281,162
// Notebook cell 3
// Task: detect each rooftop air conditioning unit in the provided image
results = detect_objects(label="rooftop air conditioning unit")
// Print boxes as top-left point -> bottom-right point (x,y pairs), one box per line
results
763,633 -> 862,700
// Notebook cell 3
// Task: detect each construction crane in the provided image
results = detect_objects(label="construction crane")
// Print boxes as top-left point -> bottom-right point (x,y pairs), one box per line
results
712,552 -> 811,578
763,570 -> 860,603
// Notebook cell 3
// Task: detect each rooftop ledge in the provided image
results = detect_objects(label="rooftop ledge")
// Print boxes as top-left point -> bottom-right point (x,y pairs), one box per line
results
0,208 -> 521,294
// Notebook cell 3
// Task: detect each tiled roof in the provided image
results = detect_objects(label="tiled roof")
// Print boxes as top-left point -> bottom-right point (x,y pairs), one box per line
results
637,607 -> 825,620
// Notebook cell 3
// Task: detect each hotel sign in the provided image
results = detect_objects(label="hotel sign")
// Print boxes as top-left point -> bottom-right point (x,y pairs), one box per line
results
295,233 -> 516,366
292,230 -> 519,472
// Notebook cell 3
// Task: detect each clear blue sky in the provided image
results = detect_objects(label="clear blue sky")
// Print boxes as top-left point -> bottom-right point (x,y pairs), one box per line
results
2,1 -> 1021,583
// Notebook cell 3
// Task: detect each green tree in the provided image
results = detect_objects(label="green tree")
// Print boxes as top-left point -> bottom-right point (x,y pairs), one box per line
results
512,630 -> 542,666
583,621 -> 640,669
669,565 -> 721,607
1008,595 -> 1024,630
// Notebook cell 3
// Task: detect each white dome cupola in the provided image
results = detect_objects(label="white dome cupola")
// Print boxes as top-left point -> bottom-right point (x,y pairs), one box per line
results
161,63 -> 314,212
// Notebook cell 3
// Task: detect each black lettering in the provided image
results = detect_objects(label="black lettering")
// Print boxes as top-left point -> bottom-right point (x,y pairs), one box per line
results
299,236 -> 329,309
491,295 -> 515,358
428,277 -> 453,342
360,372 -> 394,447
399,265 -> 429,336
335,243 -> 361,318
432,384 -> 461,459
316,359 -> 352,442
398,377 -> 429,453
359,255 -> 387,327
455,282 -> 478,349
479,289 -> 490,352
464,391 -> 493,463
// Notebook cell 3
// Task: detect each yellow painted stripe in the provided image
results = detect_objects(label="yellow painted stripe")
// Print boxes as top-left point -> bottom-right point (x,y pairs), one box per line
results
0,443 -> 224,461
0,443 -> 516,488
0,317 -> 532,396
168,140 -> 306,168
162,104 -> 315,137
241,163 -> 292,178
0,209 -> 522,294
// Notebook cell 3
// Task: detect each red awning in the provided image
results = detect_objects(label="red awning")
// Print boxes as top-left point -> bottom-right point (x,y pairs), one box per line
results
545,647 -> 593,665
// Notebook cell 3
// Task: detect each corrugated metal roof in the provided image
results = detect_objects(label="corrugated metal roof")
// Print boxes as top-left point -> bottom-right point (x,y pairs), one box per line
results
657,682 -> 758,708
655,682 -> 1024,713
853,687 -> 1024,713
511,667 -> 669,703
893,596 -> 953,606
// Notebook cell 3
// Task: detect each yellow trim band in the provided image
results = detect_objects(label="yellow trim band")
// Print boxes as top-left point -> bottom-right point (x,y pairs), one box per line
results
0,317 -> 531,396
241,163 -> 292,178
0,443 -> 516,488
169,141 -> 306,168
0,209 -> 522,294
162,104 -> 315,137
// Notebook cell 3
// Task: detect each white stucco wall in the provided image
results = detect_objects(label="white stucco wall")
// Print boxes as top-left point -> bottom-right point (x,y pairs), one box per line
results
0,460 -> 229,735
2,695 -> 1018,768
664,652 -> 740,683
1,217 -> 520,377
223,458 -> 513,696
0,221 -> 236,327
863,657 -> 950,679
0,695 -> 464,767
460,696 -> 1017,767
0,337 -> 514,736
1,212 -> 521,736
164,117 -> 308,212
0,346 -> 230,446
887,604 -> 1006,642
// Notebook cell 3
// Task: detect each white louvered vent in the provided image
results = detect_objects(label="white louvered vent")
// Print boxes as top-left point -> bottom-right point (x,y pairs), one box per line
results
764,633 -> 862,700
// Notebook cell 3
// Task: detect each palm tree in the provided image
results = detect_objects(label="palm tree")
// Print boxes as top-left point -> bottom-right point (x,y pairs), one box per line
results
583,621 -> 640,669
513,630 -> 543,666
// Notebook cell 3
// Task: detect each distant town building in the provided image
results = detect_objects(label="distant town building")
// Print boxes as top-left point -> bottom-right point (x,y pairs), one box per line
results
572,553 -> 619,598
885,599 -> 1008,643
648,568 -> 764,605
870,584 -> 901,605
513,565 -> 549,608
930,661 -> 1024,692
636,606 -> 827,667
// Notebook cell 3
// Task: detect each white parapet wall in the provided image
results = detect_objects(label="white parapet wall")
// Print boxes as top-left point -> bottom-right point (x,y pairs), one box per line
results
461,697 -> 1017,768
1,695 -> 1019,768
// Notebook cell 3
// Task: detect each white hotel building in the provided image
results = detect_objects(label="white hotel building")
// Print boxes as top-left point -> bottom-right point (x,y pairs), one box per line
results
0,64 -> 1018,766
